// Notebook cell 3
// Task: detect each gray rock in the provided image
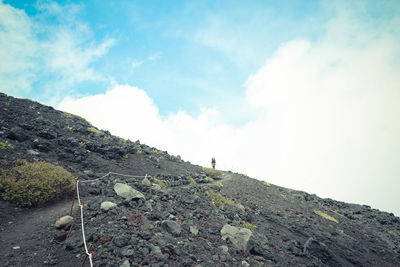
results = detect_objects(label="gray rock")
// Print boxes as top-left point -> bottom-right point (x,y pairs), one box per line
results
101,201 -> 117,211
189,225 -> 199,235
247,232 -> 275,261
220,224 -> 252,251
55,215 -> 73,229
151,183 -> 162,191
113,235 -> 130,248
162,220 -> 182,236
120,259 -> 130,267
241,260 -> 250,267
121,246 -> 134,256
7,127 -> 28,142
114,183 -> 145,200
220,245 -> 229,253
150,244 -> 163,258
27,149 -> 40,155
38,129 -> 57,139
141,177 -> 151,186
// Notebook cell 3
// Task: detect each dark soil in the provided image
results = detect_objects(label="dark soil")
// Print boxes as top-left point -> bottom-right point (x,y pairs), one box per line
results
1,93 -> 400,266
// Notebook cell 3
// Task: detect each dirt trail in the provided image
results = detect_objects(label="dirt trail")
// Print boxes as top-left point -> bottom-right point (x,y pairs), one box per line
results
0,198 -> 82,266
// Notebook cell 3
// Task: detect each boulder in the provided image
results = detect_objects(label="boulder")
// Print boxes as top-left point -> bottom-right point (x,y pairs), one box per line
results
220,224 -> 252,251
114,183 -> 145,201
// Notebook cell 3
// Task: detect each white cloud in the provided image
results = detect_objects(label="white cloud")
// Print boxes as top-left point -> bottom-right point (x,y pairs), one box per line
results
131,53 -> 162,69
242,11 -> 400,214
58,6 -> 400,216
0,1 -> 115,103
0,2 -> 37,95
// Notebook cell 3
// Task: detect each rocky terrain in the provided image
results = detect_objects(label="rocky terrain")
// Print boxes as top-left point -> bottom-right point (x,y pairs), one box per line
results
0,92 -> 399,267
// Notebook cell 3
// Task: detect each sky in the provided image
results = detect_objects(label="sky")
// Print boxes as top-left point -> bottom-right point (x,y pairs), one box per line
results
1,0 -> 400,216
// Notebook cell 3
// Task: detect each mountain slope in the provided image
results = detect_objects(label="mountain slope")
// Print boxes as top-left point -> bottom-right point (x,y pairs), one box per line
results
0,93 -> 399,266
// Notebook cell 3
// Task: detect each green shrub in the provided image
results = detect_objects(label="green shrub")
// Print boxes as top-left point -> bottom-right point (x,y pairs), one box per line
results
263,181 -> 271,187
0,141 -> 14,150
203,167 -> 222,179
0,160 -> 75,207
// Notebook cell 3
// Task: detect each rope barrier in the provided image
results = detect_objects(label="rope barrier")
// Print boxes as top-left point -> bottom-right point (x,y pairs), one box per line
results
68,170 -> 152,267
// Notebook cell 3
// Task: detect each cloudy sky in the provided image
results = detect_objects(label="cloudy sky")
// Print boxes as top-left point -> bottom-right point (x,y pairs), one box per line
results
1,0 -> 399,215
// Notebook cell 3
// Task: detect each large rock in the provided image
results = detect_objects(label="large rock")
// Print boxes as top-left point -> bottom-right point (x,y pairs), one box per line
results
114,183 -> 145,201
220,224 -> 252,251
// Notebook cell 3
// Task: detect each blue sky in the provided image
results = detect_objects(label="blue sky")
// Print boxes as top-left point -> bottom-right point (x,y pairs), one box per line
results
1,0 -> 400,215
2,0 -> 331,122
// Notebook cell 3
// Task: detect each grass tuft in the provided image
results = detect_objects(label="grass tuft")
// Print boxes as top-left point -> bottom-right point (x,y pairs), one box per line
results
209,189 -> 236,207
154,178 -> 168,189
88,127 -> 103,134
62,112 -> 88,122
0,141 -> 14,150
263,181 -> 271,187
314,210 -> 339,223
203,167 -> 222,179
186,176 -> 197,185
241,221 -> 257,231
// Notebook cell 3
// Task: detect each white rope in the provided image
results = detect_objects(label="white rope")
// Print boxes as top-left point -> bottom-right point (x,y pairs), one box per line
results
78,171 -> 151,183
76,180 -> 93,267
109,171 -> 151,178
71,170 -> 152,267
78,172 -> 111,183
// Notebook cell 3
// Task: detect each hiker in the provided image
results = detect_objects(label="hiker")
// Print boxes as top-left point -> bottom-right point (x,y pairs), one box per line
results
211,157 -> 216,169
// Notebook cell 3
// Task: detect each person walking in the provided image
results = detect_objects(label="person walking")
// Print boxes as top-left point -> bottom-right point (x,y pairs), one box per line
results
211,157 -> 216,169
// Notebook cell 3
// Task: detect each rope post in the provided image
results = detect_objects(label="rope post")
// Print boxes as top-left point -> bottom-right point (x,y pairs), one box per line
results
70,179 -> 79,215
82,244 -> 94,267
66,206 -> 81,240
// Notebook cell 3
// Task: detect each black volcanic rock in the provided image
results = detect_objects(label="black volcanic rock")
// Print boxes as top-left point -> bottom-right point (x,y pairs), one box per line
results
0,92 -> 399,267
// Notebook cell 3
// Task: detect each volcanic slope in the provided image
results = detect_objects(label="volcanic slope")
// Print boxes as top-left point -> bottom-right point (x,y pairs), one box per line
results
0,93 -> 399,267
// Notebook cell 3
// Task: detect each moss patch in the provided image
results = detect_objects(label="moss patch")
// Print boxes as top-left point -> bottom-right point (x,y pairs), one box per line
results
314,210 -> 339,223
62,112 -> 87,122
0,141 -> 14,150
263,181 -> 271,187
88,127 -> 103,134
241,221 -> 257,231
154,178 -> 168,189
